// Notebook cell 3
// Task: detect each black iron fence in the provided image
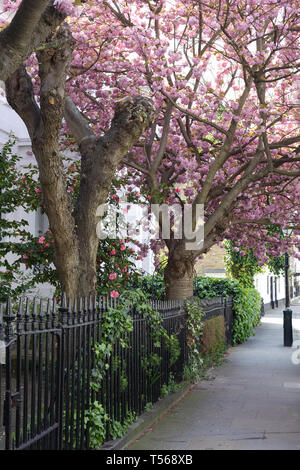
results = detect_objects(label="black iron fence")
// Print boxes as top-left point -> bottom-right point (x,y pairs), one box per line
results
0,294 -> 232,450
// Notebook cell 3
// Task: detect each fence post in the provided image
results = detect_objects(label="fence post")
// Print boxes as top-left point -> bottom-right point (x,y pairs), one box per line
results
260,298 -> 265,317
3,298 -> 15,450
224,297 -> 233,346
57,293 -> 69,450
222,297 -> 230,344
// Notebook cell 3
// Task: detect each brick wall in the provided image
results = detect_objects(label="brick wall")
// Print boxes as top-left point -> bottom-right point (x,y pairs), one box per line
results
195,245 -> 227,277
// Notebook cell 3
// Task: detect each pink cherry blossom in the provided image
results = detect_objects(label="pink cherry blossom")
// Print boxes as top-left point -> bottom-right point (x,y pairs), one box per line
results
5,0 -> 299,284
53,0 -> 74,16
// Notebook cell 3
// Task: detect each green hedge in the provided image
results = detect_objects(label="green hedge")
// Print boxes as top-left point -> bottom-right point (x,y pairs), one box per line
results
194,276 -> 262,345
193,276 -> 241,299
231,287 -> 262,345
127,274 -> 165,300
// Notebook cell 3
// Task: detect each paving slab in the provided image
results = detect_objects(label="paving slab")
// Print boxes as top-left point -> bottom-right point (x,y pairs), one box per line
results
127,302 -> 300,450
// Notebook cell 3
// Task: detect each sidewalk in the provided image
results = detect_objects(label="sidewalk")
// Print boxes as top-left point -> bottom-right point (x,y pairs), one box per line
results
127,302 -> 300,450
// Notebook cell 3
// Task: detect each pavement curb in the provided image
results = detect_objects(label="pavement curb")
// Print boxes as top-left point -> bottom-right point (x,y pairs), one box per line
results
100,381 -> 196,451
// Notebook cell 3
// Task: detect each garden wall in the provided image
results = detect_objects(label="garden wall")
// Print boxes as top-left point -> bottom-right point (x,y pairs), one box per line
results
196,296 -> 231,354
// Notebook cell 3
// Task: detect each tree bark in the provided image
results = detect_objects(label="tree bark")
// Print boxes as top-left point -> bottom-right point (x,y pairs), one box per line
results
0,1 -> 65,82
164,242 -> 195,299
163,222 -> 226,300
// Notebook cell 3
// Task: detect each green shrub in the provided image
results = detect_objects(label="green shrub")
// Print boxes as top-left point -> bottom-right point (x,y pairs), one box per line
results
194,276 -> 262,345
232,287 -> 262,345
127,273 -> 165,299
193,276 -> 241,298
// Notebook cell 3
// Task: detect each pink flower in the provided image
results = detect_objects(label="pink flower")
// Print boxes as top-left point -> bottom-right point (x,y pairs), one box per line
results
109,273 -> 117,280
175,187 -> 180,193
110,290 -> 119,299
35,189 -> 41,194
110,249 -> 116,255
68,187 -> 74,193
136,191 -> 140,196
53,0 -> 74,15
44,243 -> 50,248
22,254 -> 28,259
120,245 -> 126,251
38,236 -> 45,244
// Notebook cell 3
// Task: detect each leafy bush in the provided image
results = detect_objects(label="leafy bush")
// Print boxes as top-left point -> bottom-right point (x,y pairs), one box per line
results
194,276 -> 262,345
232,287 -> 262,345
194,276 -> 241,298
127,273 -> 165,299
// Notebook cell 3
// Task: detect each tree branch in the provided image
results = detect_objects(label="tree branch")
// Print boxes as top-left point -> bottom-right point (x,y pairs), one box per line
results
2,0 -> 50,50
151,101 -> 173,174
161,90 -> 228,136
5,65 -> 40,139
64,96 -> 95,145
0,1 -> 65,82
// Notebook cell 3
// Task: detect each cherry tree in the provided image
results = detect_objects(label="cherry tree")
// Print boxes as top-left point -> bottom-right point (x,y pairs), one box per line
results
3,0 -> 300,299
60,0 -> 299,298
3,0 -> 155,298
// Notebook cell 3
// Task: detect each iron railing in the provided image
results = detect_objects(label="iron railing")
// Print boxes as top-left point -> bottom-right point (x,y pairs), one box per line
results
0,294 -> 232,450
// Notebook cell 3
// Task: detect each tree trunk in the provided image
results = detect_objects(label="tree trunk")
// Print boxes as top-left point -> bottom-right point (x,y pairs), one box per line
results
163,235 -> 220,300
164,250 -> 194,300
